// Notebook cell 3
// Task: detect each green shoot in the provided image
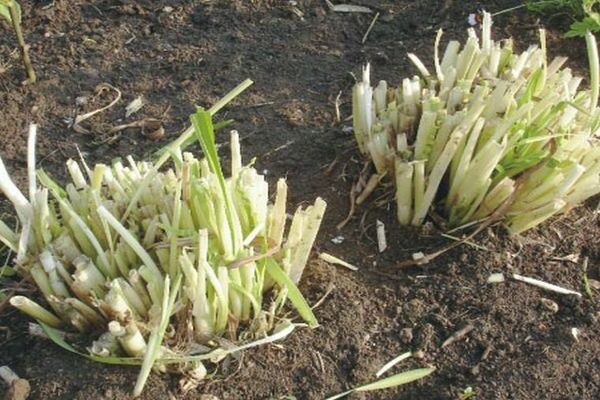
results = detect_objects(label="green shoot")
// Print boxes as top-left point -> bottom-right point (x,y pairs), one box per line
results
0,0 -> 36,83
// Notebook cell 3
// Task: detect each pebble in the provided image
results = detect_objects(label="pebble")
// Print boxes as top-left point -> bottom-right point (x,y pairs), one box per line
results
585,312 -> 597,325
412,350 -> 425,359
540,298 -> 559,313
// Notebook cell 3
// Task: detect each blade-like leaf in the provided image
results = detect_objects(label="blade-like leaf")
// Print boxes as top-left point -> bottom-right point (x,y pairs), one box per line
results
37,169 -> 67,199
190,110 -> 241,254
155,80 -> 252,167
325,367 -> 435,400
133,274 -> 182,396
38,322 -> 144,365
264,258 -> 318,328
355,367 -> 435,392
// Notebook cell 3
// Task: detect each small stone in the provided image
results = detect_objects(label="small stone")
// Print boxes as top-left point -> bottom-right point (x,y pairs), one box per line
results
412,350 -> 425,359
199,395 -> 220,400
381,13 -> 394,22
540,298 -> 559,313
331,235 -> 345,244
571,327 -> 580,342
163,6 -> 174,13
585,313 -> 597,325
470,364 -> 480,376
487,273 -> 505,284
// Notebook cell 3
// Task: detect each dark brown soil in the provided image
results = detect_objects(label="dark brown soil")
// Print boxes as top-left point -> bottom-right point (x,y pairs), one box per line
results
1,1 -> 599,399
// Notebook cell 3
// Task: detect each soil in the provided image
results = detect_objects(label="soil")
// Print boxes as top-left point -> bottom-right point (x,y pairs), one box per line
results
1,1 -> 599,399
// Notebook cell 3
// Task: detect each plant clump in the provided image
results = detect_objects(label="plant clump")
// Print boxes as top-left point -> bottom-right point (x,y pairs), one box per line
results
353,12 -> 600,234
0,108 -> 326,395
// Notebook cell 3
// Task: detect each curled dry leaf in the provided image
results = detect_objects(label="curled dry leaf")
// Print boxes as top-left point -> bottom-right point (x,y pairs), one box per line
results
142,118 -> 164,140
73,83 -> 122,134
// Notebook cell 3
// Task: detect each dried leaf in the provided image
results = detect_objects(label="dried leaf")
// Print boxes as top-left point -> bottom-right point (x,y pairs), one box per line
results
125,96 -> 144,118
331,4 -> 372,13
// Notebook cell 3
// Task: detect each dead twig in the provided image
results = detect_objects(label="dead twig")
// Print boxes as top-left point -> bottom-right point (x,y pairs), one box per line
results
361,12 -> 380,44
334,91 -> 342,123
311,283 -> 335,310
336,181 -> 358,230
441,324 -> 475,349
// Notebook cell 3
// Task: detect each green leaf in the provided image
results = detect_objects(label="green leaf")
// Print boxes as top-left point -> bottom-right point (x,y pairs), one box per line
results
38,321 -> 303,368
207,79 -> 253,115
355,367 -> 435,392
264,257 -> 319,328
155,80 -> 252,168
325,367 -> 435,400
37,169 -> 67,199
566,16 -> 600,37
190,109 -> 241,255
153,119 -> 233,160
0,5 -> 10,23
0,1 -> 20,24
133,274 -> 182,396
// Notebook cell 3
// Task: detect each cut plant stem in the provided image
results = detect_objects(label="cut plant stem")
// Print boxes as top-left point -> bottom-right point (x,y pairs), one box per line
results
376,219 -> 387,253
318,252 -> 358,271
9,295 -> 62,327
512,273 -> 582,297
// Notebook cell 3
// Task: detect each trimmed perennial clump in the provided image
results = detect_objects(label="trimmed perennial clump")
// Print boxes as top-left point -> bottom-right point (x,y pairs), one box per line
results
0,109 -> 326,395
353,12 -> 600,234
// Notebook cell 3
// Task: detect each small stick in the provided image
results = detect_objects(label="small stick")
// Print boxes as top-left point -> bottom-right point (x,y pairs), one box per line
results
440,232 -> 488,251
356,173 -> 382,205
582,257 -> 593,299
336,182 -> 358,230
361,12 -> 380,44
441,324 -> 474,348
376,219 -> 387,253
512,274 -> 582,297
311,283 -> 335,310
73,83 -> 122,133
334,91 -> 342,123
375,351 -> 412,377
319,252 -> 358,271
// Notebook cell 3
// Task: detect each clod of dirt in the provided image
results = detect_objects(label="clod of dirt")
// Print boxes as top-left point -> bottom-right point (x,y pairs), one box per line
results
0,366 -> 30,400
399,327 -> 413,344
4,379 -> 30,400
414,323 -> 436,352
